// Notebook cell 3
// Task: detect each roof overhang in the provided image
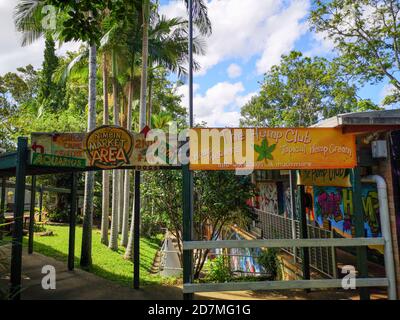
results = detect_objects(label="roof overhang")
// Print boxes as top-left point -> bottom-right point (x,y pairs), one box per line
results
312,109 -> 400,134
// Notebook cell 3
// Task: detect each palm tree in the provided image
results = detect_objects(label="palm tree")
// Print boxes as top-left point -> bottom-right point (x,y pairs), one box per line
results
80,42 -> 97,267
108,48 -> 121,251
101,52 -> 110,246
124,0 -> 211,260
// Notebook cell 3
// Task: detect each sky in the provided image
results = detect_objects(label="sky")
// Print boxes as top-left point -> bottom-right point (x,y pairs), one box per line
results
0,0 -> 390,127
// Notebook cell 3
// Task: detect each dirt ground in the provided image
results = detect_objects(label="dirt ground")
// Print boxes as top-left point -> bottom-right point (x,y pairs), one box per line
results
0,245 -> 387,300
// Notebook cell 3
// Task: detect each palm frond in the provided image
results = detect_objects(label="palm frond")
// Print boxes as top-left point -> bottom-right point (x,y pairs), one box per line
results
14,0 -> 45,46
184,0 -> 212,36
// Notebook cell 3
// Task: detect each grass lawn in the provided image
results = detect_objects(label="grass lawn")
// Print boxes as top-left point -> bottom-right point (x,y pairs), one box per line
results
21,225 -> 177,287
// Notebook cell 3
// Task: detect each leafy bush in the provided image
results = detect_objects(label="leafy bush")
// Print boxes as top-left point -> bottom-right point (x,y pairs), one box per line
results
46,210 -> 69,222
205,256 -> 232,283
257,248 -> 281,280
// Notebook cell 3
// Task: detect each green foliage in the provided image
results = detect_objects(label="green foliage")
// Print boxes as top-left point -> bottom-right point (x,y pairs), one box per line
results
257,248 -> 281,280
37,34 -> 65,111
310,0 -> 400,107
142,169 -> 255,278
205,256 -> 232,283
240,51 -> 380,127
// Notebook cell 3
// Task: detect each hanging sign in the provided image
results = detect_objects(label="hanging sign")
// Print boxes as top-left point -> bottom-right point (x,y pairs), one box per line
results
31,153 -> 86,169
30,126 -> 177,170
297,169 -> 352,187
85,125 -> 134,169
189,128 -> 357,171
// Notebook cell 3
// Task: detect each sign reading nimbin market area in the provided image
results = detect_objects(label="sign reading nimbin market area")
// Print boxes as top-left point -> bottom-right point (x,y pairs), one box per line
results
85,126 -> 134,169
189,128 -> 357,171
30,126 -> 171,170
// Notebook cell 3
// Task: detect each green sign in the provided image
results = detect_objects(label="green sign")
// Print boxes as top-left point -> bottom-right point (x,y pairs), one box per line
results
31,152 -> 86,168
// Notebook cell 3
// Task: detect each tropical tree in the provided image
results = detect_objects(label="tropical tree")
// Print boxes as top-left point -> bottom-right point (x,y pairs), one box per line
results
124,0 -> 211,260
310,0 -> 400,107
240,51 -> 379,127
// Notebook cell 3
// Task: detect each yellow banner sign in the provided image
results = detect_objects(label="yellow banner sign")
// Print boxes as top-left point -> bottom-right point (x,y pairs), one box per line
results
297,169 -> 352,187
189,128 -> 356,171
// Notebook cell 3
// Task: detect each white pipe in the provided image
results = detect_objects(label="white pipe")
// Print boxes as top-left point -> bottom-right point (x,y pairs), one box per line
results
361,175 -> 397,300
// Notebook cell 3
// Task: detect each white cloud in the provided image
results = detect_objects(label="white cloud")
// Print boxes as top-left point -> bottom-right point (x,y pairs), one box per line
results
160,0 -> 310,76
0,0 -> 80,75
227,63 -> 242,79
177,81 -> 256,127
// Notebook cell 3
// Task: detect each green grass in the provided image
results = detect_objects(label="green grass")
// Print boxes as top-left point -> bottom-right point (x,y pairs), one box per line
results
22,225 -> 177,287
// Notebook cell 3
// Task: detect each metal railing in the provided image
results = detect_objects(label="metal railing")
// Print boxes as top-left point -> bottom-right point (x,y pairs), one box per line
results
182,237 -> 392,298
255,209 -> 337,278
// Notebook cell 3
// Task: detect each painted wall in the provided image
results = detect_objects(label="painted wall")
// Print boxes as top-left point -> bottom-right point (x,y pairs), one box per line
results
258,182 -> 278,214
313,184 -> 381,238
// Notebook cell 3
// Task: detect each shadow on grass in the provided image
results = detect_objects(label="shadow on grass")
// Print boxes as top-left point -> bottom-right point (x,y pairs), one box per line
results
21,236 -> 170,288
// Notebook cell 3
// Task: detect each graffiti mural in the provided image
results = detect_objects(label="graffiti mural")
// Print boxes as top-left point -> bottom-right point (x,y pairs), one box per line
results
258,183 -> 278,214
313,184 -> 381,237
228,232 -> 263,274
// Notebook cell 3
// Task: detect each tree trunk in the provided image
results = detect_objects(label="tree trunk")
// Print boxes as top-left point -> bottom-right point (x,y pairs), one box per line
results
121,79 -> 134,247
125,0 -> 149,258
147,75 -> 153,127
139,0 -> 149,131
101,52 -> 110,246
80,43 -> 97,268
109,49 -> 120,251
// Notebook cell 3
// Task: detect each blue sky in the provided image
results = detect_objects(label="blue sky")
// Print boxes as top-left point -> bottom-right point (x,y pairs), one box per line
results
0,0 -> 390,127
160,0 -> 389,127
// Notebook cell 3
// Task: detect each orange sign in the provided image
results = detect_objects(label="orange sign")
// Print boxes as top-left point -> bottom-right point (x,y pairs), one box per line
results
189,128 -> 356,171
85,126 -> 133,169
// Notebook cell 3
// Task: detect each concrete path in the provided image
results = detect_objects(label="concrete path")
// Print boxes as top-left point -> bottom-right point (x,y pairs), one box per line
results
0,245 -> 387,300
0,246 -> 182,300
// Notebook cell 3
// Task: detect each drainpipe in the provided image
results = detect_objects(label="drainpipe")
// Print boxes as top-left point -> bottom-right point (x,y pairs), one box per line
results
361,175 -> 397,300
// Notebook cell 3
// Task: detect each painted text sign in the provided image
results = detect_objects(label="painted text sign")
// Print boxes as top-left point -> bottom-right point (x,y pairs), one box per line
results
297,169 -> 352,187
189,128 -> 357,171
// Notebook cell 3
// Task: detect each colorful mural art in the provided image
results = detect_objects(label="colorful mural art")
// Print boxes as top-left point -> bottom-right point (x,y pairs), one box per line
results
313,184 -> 381,238
227,232 -> 264,275
258,182 -> 278,214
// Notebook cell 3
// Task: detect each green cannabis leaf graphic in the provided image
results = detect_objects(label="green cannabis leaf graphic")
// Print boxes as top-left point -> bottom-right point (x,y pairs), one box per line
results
254,138 -> 277,163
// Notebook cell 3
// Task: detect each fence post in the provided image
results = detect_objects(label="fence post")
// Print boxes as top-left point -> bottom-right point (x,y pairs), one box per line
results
289,170 -> 297,263
298,185 -> 310,285
68,173 -> 77,271
38,185 -> 43,222
10,137 -> 28,300
0,178 -> 6,241
353,167 -> 370,300
133,170 -> 141,289
28,175 -> 36,254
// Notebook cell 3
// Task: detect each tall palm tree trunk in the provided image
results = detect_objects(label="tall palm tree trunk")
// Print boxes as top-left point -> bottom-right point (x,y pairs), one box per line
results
121,78 -> 134,247
109,49 -> 120,251
147,73 -> 153,127
80,43 -> 97,268
101,52 -> 110,246
125,0 -> 149,260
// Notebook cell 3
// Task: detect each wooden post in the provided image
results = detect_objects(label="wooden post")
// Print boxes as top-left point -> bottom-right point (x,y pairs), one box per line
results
298,185 -> 310,285
10,137 -> 28,300
352,167 -> 370,300
183,164 -> 194,300
38,185 -> 43,222
28,176 -> 36,254
0,178 -> 6,241
133,170 -> 141,289
68,173 -> 77,271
